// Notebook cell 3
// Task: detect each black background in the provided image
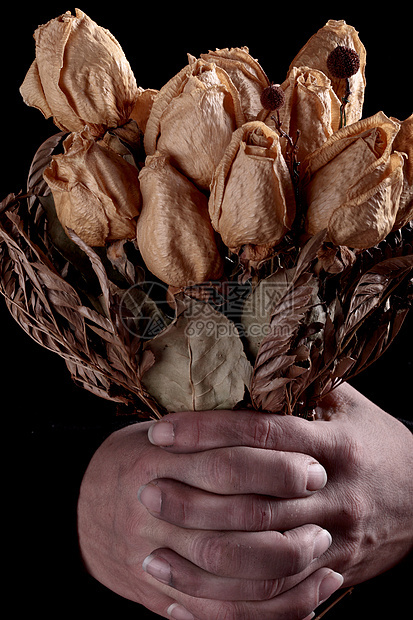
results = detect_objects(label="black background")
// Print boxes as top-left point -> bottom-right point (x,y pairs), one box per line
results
1,3 -> 412,617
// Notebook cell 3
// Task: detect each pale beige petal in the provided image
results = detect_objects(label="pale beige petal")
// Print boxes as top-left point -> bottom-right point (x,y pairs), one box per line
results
19,60 -> 53,120
264,66 -> 341,163
304,112 -> 403,248
137,154 -> 223,287
328,153 -> 404,247
23,9 -> 138,135
289,19 -> 366,125
200,47 -> 270,120
209,121 -> 295,251
392,114 -> 413,228
144,59 -> 244,190
43,130 -> 141,246
130,88 -> 159,133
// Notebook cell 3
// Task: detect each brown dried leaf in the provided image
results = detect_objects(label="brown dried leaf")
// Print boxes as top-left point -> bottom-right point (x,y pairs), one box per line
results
142,295 -> 252,412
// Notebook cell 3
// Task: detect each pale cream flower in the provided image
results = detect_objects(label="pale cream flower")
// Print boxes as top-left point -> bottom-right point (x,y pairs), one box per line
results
209,121 -> 295,253
303,112 -> 404,248
144,58 -> 244,190
44,129 -> 141,246
137,154 -> 223,287
20,9 -> 139,136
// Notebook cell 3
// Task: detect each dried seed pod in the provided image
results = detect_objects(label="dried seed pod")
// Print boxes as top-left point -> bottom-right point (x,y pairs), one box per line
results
260,84 -> 285,111
303,112 -> 404,249
200,47 -> 270,121
137,155 -> 223,287
288,19 -> 366,126
144,58 -> 244,190
209,121 -> 296,253
20,9 -> 139,137
327,45 -> 360,79
43,129 -> 142,247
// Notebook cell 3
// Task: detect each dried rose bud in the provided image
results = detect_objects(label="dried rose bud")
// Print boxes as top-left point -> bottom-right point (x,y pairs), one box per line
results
262,67 -> 341,165
288,19 -> 366,126
20,9 -> 139,137
200,47 -> 270,121
43,129 -> 141,246
144,58 -> 244,190
209,121 -> 295,253
303,112 -> 404,249
260,84 -> 285,111
327,46 -> 360,79
137,154 -> 223,287
391,114 -> 413,229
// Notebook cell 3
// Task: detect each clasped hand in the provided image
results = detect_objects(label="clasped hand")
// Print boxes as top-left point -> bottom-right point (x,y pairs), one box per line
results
78,384 -> 413,619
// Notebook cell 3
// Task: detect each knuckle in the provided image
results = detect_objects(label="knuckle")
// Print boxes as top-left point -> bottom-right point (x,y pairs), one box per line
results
246,496 -> 277,531
246,415 -> 276,449
341,486 -> 370,528
202,447 -> 242,492
279,454 -> 306,496
254,577 -> 285,600
189,532 -> 233,575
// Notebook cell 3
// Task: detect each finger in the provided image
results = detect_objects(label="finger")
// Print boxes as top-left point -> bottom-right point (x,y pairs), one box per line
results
148,409 -> 330,457
152,446 -> 327,498
138,479 -> 326,531
159,567 -> 344,620
164,524 -> 332,580
142,545 -> 331,601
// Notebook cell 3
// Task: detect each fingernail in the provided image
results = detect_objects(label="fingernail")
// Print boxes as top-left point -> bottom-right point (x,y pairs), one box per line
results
138,483 -> 162,514
307,462 -> 327,491
312,529 -> 332,559
148,421 -> 175,446
318,570 -> 344,605
167,603 -> 195,620
142,554 -> 171,585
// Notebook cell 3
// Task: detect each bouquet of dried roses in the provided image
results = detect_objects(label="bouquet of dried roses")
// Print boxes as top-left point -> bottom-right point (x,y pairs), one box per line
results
1,10 -> 412,421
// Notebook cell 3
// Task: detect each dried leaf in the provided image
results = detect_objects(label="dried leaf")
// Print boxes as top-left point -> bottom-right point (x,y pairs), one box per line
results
251,271 -> 317,412
142,295 -> 252,411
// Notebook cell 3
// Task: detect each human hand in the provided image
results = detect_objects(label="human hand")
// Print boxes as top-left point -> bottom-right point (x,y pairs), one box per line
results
141,382 -> 413,617
77,414 -> 341,620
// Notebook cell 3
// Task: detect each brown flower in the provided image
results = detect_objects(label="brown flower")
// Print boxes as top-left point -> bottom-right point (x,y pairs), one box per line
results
261,66 -> 341,165
144,58 -> 245,190
137,154 -> 223,287
43,129 -> 141,246
288,19 -> 366,127
200,47 -> 270,121
391,114 -> 413,229
20,9 -> 139,137
209,121 -> 295,253
303,112 -> 404,248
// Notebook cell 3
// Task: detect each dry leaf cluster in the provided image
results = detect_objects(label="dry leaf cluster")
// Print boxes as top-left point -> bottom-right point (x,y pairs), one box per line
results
0,10 -> 412,419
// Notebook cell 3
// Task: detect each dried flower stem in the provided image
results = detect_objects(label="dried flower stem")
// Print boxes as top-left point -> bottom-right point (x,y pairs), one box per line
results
339,77 -> 351,128
314,586 -> 354,619
272,111 -> 300,190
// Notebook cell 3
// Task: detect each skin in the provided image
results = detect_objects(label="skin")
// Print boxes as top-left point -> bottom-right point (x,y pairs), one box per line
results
77,383 -> 413,619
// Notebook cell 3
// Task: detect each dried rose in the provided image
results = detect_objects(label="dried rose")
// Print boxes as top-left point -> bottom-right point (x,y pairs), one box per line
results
209,121 -> 295,253
137,154 -> 223,287
303,112 -> 404,248
43,129 -> 141,246
200,47 -> 270,121
130,88 -> 159,134
144,58 -> 245,190
261,66 -> 341,164
20,9 -> 139,137
391,114 -> 413,229
288,19 -> 366,126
